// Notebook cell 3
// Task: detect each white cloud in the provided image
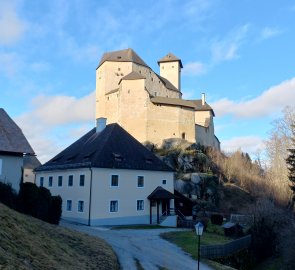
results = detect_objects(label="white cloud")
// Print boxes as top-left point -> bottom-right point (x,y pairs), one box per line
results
222,135 -> 264,155
0,52 -> 21,77
0,0 -> 26,45
211,24 -> 250,63
261,27 -> 281,40
182,61 -> 206,76
15,91 -> 96,163
30,61 -> 51,73
212,77 -> 295,118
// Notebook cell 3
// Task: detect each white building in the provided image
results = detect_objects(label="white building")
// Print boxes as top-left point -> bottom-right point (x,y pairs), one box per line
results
35,121 -> 176,226
0,108 -> 35,192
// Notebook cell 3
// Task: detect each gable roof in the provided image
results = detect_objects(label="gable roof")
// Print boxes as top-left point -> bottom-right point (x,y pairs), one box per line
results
23,155 -> 41,169
148,186 -> 175,200
191,100 -> 215,116
119,71 -> 146,84
0,108 -> 34,155
97,48 -> 149,69
157,53 -> 183,68
36,123 -> 174,172
156,74 -> 179,92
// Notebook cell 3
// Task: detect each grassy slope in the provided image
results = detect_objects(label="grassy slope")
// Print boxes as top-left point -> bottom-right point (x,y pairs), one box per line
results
0,203 -> 119,270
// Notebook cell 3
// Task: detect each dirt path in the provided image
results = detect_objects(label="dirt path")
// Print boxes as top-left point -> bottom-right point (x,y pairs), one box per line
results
62,222 -> 213,270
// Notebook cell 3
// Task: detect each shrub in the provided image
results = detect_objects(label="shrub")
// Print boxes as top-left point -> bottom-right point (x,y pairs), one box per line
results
0,182 -> 17,208
211,214 -> 223,225
48,196 -> 62,225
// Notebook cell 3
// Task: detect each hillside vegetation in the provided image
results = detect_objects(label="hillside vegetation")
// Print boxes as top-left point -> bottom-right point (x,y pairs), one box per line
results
0,203 -> 119,270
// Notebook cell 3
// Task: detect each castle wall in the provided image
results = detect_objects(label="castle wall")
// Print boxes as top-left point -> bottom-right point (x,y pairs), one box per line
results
146,101 -> 195,146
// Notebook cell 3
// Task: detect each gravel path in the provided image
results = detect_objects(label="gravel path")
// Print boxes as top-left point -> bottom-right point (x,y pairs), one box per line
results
62,221 -> 213,270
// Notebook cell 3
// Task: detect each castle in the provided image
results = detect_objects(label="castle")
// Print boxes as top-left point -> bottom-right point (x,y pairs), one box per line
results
96,48 -> 220,149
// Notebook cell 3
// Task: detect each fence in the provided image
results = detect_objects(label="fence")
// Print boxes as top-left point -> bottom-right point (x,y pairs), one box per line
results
200,235 -> 251,258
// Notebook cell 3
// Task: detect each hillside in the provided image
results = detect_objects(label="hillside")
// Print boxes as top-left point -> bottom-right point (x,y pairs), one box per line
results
0,203 -> 120,270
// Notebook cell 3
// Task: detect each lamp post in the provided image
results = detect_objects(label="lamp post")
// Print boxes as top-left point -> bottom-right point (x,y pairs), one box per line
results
195,222 -> 204,270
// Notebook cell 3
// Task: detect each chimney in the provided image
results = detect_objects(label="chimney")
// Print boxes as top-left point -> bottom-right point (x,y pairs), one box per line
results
201,93 -> 206,106
96,117 -> 107,133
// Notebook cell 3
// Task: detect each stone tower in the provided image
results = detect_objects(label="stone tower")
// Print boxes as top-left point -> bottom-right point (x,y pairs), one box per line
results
157,53 -> 183,91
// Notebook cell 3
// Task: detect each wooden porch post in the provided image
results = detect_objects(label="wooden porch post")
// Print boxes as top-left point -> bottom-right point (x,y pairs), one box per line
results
157,200 -> 160,224
149,200 -> 152,224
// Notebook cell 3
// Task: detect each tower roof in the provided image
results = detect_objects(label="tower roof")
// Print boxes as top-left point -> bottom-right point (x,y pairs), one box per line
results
97,48 -> 149,69
157,53 -> 183,68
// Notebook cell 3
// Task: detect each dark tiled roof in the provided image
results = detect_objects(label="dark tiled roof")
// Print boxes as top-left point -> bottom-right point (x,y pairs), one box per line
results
192,100 -> 215,116
151,97 -> 196,109
157,53 -> 183,68
119,71 -> 146,84
23,155 -> 41,169
97,48 -> 149,69
148,186 -> 175,200
156,74 -> 179,92
36,124 -> 174,172
0,108 -> 34,154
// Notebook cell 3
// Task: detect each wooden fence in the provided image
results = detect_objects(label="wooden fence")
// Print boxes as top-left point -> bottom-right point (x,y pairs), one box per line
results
200,235 -> 251,258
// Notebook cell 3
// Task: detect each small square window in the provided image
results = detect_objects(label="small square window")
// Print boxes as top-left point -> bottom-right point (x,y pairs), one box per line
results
137,176 -> 144,187
66,200 -> 72,211
68,175 -> 73,186
78,200 -> 84,212
58,176 -> 63,187
40,177 -> 44,187
137,200 -> 144,211
111,175 -> 119,187
162,180 -> 167,185
48,176 -> 53,187
110,200 -> 118,212
80,175 -> 85,186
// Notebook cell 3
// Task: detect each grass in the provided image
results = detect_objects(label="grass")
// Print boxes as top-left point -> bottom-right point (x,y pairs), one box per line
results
0,203 -> 120,270
160,222 -> 232,265
253,256 -> 283,270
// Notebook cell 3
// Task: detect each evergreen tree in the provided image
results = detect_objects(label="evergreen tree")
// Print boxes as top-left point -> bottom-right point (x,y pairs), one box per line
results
286,124 -> 295,208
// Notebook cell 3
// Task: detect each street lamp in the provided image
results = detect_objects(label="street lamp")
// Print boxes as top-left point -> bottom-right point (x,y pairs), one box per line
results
195,222 -> 204,270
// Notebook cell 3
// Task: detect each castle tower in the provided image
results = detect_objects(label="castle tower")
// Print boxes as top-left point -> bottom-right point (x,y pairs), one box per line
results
158,53 -> 183,91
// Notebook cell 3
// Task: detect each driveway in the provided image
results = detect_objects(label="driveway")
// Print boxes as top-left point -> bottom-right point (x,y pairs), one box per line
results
62,221 -> 213,270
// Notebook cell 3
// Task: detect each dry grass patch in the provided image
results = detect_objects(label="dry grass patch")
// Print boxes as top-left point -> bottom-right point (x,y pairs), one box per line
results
0,203 -> 119,270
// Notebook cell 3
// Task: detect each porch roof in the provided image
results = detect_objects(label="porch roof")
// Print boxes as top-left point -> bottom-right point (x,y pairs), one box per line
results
148,186 -> 175,200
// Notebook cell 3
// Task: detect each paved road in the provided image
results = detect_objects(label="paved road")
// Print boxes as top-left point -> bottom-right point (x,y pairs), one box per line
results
62,222 -> 213,270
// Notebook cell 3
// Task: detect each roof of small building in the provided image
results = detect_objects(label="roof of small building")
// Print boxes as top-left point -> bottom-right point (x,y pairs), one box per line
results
148,186 -> 175,200
35,123 -> 174,172
97,48 -> 149,69
0,108 -> 34,155
156,74 -> 179,92
191,100 -> 215,116
118,71 -> 146,84
157,53 -> 183,68
23,155 -> 41,169
151,97 -> 196,109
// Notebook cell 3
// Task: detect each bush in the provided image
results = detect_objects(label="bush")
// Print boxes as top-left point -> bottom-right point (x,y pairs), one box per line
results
0,182 -> 17,208
17,182 -> 62,225
211,214 -> 223,225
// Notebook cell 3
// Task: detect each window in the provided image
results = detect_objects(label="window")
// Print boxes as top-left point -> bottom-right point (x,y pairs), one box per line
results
66,200 -> 72,211
79,175 -> 85,186
0,159 -> 2,175
110,200 -> 118,212
78,201 -> 84,212
68,175 -> 73,186
40,177 -> 44,187
162,180 -> 167,185
111,175 -> 118,187
154,92 -> 157,96
137,200 -> 144,211
58,176 -> 63,187
137,176 -> 144,187
182,132 -> 186,140
48,176 -> 53,187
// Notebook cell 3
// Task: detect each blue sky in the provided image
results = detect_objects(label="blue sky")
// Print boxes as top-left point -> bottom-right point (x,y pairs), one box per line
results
1,0 -> 295,162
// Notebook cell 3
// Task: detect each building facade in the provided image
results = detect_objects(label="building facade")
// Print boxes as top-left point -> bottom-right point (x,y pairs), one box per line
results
35,123 -> 175,226
96,48 -> 220,150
